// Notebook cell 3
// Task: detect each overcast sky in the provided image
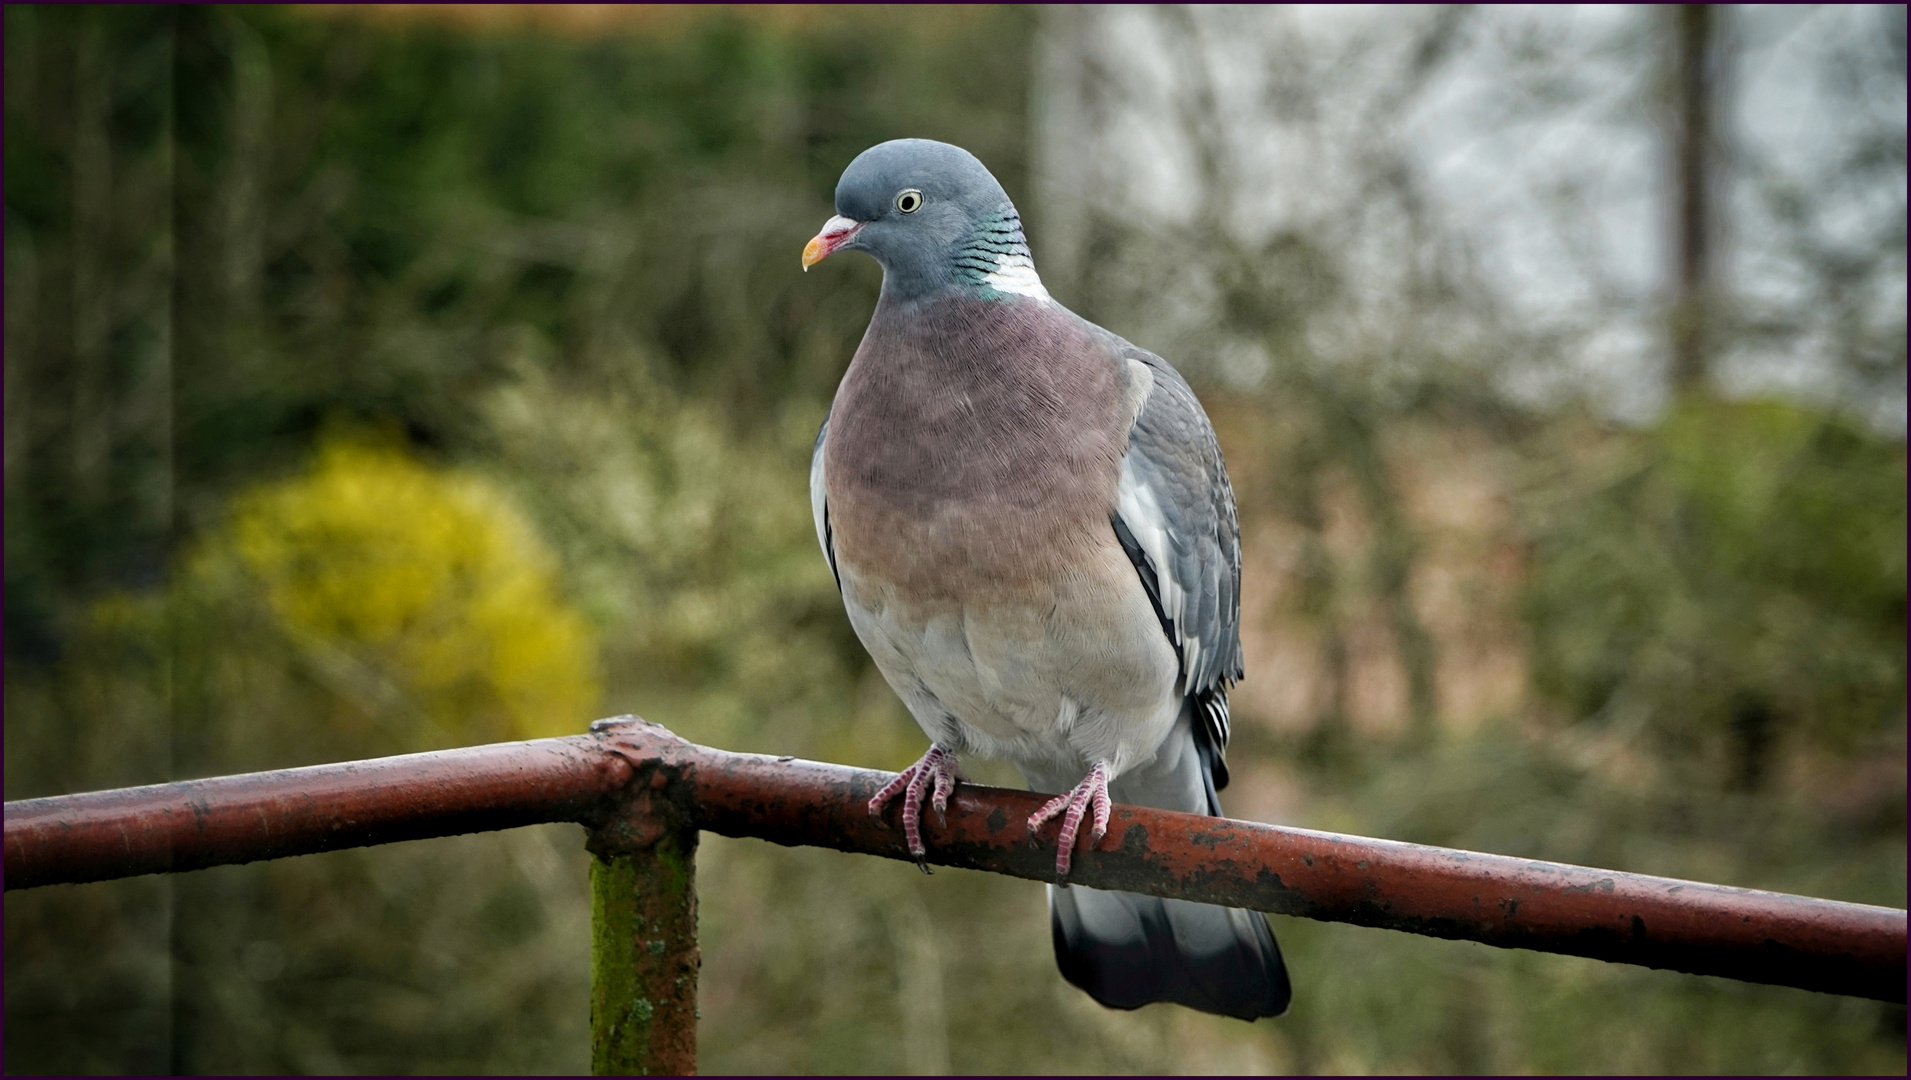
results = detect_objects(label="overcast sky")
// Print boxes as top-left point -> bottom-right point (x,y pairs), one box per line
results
1035,5 -> 1906,430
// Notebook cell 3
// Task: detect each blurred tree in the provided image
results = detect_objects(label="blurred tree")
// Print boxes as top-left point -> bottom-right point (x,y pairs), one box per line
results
1027,7 -> 1904,1071
1523,398 -> 1906,787
5,5 -> 179,654
5,5 -> 1042,1073
1666,4 -> 1723,393
4,3 -> 1903,1075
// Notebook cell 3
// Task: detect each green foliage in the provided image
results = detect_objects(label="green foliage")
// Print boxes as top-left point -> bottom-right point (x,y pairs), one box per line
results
1278,725 -> 1906,1073
1525,397 -> 1907,784
4,5 -> 1904,1077
5,431 -> 608,1074
4,6 -> 1036,1074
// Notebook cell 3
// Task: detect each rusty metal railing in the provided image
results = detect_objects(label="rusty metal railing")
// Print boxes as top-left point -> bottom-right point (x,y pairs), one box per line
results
5,716 -> 1906,1074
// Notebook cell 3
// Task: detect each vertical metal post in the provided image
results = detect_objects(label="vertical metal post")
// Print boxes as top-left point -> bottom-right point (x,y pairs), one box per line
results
589,784 -> 700,1076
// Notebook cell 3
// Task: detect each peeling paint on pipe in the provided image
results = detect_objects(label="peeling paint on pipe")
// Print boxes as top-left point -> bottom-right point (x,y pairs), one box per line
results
6,717 -> 1905,1004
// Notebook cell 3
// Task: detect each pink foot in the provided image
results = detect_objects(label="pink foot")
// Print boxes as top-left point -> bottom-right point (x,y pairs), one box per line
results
868,745 -> 961,872
1027,762 -> 1112,878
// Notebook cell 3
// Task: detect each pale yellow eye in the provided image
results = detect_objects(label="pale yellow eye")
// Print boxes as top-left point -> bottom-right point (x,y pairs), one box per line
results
896,189 -> 923,214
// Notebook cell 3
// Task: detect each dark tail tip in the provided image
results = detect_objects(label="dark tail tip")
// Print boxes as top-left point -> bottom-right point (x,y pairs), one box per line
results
1050,885 -> 1292,1020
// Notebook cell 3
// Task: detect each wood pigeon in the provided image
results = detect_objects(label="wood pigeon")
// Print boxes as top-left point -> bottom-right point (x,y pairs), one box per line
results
804,138 -> 1290,1020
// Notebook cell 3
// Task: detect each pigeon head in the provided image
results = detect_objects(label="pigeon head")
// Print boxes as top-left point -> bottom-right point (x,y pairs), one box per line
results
803,138 -> 1049,303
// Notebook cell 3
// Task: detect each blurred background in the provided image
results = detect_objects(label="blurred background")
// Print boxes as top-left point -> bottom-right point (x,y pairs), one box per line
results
3,4 -> 1903,1073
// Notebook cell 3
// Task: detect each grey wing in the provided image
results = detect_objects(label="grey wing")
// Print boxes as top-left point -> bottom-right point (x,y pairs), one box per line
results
811,419 -> 841,592
1110,346 -> 1244,800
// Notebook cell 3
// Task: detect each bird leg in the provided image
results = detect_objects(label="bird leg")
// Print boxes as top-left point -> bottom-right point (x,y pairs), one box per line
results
867,744 -> 961,872
1027,761 -> 1112,878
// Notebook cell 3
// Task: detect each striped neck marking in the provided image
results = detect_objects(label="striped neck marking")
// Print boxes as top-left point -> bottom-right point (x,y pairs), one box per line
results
954,207 -> 1052,301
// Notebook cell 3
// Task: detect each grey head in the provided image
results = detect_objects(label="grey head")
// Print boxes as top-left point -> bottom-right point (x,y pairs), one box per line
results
802,138 -> 1050,304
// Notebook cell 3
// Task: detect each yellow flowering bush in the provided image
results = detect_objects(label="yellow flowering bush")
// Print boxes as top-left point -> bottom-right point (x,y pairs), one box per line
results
227,436 -> 600,744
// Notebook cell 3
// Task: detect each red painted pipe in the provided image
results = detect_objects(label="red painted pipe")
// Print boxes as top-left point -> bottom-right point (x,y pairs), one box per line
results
6,718 -> 1904,1002
3,736 -> 633,887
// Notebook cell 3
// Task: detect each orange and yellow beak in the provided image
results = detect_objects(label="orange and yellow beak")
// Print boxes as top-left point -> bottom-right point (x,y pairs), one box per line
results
802,215 -> 865,270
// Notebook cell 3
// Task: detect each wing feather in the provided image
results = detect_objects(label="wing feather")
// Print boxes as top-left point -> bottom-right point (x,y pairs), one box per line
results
811,419 -> 841,592
1109,346 -> 1243,790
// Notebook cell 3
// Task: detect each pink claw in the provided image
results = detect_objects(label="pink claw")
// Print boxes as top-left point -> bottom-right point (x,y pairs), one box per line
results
868,745 -> 962,869
1027,761 -> 1112,877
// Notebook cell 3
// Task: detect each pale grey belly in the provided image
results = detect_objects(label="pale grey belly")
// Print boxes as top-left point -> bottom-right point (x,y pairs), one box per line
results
837,553 -> 1182,780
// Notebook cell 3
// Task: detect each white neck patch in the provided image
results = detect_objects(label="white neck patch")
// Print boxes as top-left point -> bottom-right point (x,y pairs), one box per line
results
984,250 -> 1052,301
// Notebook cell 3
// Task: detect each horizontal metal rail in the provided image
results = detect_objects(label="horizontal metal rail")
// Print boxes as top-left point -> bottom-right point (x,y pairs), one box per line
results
6,717 -> 1905,1005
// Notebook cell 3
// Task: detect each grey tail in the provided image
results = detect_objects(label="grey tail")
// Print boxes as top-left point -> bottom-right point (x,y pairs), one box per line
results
1048,708 -> 1289,1020
1049,884 -> 1291,1020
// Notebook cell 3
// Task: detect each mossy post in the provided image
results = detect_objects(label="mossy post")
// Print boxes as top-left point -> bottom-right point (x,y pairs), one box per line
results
589,766 -> 700,1076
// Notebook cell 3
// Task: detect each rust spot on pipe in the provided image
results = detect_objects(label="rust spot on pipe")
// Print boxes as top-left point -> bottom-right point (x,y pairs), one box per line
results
5,717 -> 1905,1003
599,725 -> 1905,1004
